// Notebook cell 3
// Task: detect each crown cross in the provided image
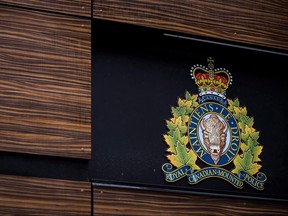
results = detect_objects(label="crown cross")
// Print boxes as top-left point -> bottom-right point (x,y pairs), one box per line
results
207,57 -> 214,78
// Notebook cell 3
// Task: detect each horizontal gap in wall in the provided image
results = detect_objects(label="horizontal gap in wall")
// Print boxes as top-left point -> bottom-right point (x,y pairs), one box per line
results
91,179 -> 288,202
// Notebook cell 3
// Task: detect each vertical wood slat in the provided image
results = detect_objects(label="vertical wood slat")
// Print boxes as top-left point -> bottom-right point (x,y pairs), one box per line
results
93,0 -> 288,51
0,0 -> 91,17
94,187 -> 288,216
0,174 -> 91,216
0,5 -> 91,159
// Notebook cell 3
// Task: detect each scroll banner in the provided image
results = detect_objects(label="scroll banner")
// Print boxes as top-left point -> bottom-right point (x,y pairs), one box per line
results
162,163 -> 267,190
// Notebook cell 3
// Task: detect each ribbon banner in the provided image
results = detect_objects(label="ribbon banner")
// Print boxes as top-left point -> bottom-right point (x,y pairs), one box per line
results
198,94 -> 227,106
162,163 -> 267,190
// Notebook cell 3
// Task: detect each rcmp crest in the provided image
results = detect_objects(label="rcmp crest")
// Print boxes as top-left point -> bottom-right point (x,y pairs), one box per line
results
162,57 -> 267,190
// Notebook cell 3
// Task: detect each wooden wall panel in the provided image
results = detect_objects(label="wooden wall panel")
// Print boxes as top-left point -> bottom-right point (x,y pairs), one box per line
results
93,0 -> 288,51
0,0 -> 91,17
0,174 -> 91,215
0,5 -> 91,159
94,187 -> 288,215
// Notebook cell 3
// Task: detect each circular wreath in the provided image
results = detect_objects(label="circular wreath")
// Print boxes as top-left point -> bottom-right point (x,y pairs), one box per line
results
163,91 -> 263,175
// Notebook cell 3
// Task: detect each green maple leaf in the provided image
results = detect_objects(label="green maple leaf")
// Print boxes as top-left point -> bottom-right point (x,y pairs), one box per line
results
234,107 -> 248,121
180,135 -> 189,146
241,137 -> 257,151
250,130 -> 260,140
240,142 -> 248,152
185,91 -> 193,101
248,137 -> 259,148
171,107 -> 180,118
171,106 -> 188,125
240,116 -> 254,128
232,151 -> 262,175
172,128 -> 181,143
185,92 -> 198,112
227,98 -> 240,113
181,115 -> 190,124
164,127 -> 183,153
178,106 -> 186,116
240,125 -> 262,162
232,98 -> 240,107
167,141 -> 200,170
241,125 -> 258,142
246,137 -> 263,163
178,97 -> 198,114
178,98 -> 191,110
241,128 -> 250,142
252,145 -> 263,162
163,134 -> 176,154
240,142 -> 262,163
166,117 -> 187,135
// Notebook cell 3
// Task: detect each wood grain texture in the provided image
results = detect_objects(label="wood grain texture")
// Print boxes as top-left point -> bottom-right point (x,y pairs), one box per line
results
94,187 -> 288,216
0,174 -> 91,215
0,5 -> 91,159
0,0 -> 91,17
93,0 -> 288,51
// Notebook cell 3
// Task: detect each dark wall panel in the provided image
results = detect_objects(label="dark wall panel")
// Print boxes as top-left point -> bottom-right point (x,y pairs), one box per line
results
0,0 -> 91,17
93,0 -> 288,51
0,174 -> 91,215
0,5 -> 91,159
93,187 -> 288,216
91,19 -> 288,201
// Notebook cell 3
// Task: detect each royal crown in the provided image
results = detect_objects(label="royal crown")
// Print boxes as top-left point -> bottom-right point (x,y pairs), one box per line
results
190,57 -> 232,101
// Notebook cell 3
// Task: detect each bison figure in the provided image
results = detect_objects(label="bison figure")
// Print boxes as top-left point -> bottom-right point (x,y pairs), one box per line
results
200,114 -> 228,165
